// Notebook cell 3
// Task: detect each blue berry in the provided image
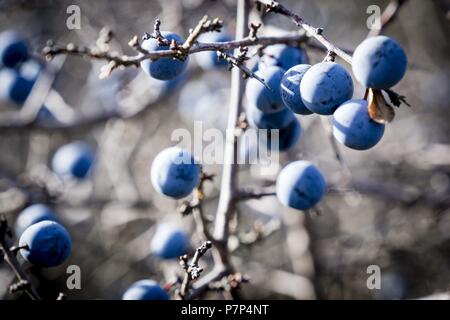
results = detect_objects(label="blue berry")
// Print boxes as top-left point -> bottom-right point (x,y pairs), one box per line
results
0,68 -> 35,105
266,117 -> 302,151
0,59 -> 43,106
141,32 -> 189,80
19,221 -> 71,267
276,160 -> 326,210
15,204 -> 58,237
122,280 -> 169,300
300,62 -> 354,115
332,99 -> 385,150
151,147 -> 200,199
0,30 -> 29,68
150,223 -> 189,259
245,66 -> 285,113
195,31 -> 232,70
352,36 -> 407,89
260,44 -> 308,71
246,103 -> 295,129
280,64 -> 313,115
52,141 -> 94,180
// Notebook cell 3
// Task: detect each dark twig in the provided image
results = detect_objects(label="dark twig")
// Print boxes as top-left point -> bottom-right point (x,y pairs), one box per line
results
235,188 -> 276,201
249,22 -> 262,40
0,217 -> 41,300
219,49 -> 269,89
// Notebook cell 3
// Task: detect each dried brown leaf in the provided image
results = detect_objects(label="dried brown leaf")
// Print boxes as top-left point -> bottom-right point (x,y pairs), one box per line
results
367,88 -> 395,124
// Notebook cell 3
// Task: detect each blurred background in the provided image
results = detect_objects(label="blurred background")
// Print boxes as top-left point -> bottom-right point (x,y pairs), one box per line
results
0,0 -> 449,300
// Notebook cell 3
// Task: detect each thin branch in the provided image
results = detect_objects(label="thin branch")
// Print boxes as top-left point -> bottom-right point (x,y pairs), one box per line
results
235,188 -> 276,201
219,49 -> 269,89
178,241 -> 212,299
0,217 -> 41,300
43,30 -> 308,73
181,15 -> 223,51
256,0 -> 353,64
179,171 -> 216,243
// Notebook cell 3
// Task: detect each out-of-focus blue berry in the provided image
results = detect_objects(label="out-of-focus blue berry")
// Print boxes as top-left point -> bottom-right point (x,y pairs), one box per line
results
150,223 -> 189,259
259,44 -> 308,71
122,280 -> 169,300
195,31 -> 233,70
0,30 -> 29,68
150,147 -> 200,199
276,160 -> 326,210
15,204 -> 58,237
245,66 -> 285,113
52,141 -> 95,180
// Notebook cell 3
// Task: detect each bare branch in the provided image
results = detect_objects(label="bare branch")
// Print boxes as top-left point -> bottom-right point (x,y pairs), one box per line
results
256,0 -> 353,64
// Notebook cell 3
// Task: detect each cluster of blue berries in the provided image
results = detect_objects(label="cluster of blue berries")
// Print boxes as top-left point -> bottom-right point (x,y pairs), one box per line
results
0,30 -> 61,124
0,30 -> 40,106
10,140 -> 97,269
245,45 -> 307,153
246,36 -> 406,212
280,36 -> 406,151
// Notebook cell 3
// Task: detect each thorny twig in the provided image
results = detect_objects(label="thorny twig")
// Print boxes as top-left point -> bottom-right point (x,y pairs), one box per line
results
178,241 -> 212,299
219,48 -> 269,89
